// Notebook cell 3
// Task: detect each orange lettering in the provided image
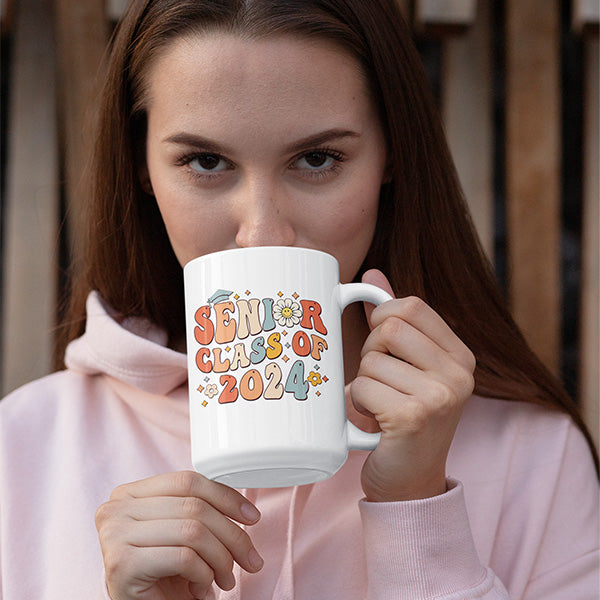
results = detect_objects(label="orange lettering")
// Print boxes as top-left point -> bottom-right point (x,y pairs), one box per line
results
194,306 -> 214,345
310,334 -> 328,360
292,331 -> 311,357
195,347 -> 212,373
299,300 -> 327,335
239,369 -> 263,401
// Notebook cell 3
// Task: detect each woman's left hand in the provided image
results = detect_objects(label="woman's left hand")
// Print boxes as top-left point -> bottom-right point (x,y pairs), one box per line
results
350,269 -> 476,502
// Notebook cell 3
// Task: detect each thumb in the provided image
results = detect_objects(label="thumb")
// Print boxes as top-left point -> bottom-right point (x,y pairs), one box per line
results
361,269 -> 395,328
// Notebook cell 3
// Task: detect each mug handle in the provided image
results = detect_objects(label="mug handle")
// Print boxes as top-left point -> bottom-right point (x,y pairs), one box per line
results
337,282 -> 394,451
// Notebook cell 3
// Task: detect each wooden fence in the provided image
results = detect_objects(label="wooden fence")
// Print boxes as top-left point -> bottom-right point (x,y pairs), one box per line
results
1,0 -> 598,447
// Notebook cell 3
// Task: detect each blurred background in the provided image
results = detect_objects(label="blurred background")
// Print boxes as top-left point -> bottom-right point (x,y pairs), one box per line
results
0,0 -> 598,448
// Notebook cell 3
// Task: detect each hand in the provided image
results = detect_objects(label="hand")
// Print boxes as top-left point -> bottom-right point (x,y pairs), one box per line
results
350,270 -> 475,502
95,471 -> 264,600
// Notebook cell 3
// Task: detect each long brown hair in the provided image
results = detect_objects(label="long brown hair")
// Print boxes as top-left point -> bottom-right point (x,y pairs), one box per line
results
58,0 -> 597,468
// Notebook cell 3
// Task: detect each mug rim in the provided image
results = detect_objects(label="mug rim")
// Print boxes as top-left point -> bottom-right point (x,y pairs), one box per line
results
184,246 -> 338,271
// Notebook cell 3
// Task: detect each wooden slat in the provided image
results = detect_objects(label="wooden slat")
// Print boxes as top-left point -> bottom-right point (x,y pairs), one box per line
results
572,0 -> 600,33
414,0 -> 477,32
506,0 -> 561,374
442,0 -> 494,258
54,0 -> 108,262
580,37 -> 599,449
108,0 -> 415,25
106,0 -> 129,21
2,0 -> 58,394
0,0 -> 14,31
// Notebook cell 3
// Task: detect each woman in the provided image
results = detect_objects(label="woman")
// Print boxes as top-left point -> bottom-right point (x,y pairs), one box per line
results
1,1 -> 597,598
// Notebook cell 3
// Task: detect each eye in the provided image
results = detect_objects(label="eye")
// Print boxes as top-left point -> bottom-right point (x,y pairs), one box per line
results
291,148 -> 346,179
296,151 -> 335,170
188,153 -> 229,173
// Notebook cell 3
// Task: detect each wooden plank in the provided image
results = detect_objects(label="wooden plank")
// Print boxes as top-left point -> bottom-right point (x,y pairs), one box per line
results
54,0 -> 108,262
572,0 -> 600,34
1,0 -> 12,30
110,0 -> 414,25
415,0 -> 477,33
442,0 -> 494,259
107,0 -> 129,21
580,37 -> 599,449
2,0 -> 59,393
505,0 -> 561,374
1,0 -> 15,33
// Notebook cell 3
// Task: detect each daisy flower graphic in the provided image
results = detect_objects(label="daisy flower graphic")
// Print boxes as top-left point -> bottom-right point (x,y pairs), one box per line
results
273,298 -> 302,327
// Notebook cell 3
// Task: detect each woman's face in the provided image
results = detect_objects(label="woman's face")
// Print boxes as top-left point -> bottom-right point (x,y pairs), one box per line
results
143,33 -> 387,283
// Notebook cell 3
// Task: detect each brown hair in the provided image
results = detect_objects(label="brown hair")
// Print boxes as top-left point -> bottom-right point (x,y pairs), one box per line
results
58,0 -> 597,468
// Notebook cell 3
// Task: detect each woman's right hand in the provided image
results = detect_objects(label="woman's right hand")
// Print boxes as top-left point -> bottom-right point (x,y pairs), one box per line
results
95,471 -> 264,600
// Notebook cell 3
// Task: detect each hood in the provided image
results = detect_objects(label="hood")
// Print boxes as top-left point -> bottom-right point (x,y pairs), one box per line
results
64,291 -> 188,395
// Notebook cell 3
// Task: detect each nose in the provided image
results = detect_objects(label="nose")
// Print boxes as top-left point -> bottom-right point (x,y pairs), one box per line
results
234,181 -> 296,248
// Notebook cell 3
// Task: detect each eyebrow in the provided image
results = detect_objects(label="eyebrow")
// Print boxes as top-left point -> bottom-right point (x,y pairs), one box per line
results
283,129 -> 360,153
163,128 -> 360,155
163,133 -> 233,155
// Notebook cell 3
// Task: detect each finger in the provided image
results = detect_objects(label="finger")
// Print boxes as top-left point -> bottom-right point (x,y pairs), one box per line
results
353,362 -> 467,420
345,379 -> 378,421
358,350 -> 434,396
361,323 -> 474,398
110,471 -> 261,525
361,269 -> 396,327
350,375 -> 414,428
123,519 -> 237,590
189,581 -> 213,600
114,495 -> 256,526
359,344 -> 473,395
119,545 -> 215,591
361,315 -> 453,374
351,372 -> 462,427
102,496 -> 263,575
368,296 -> 474,368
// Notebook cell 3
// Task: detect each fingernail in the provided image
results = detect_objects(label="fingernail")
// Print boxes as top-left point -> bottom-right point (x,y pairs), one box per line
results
241,502 -> 260,522
222,571 -> 236,590
248,547 -> 264,570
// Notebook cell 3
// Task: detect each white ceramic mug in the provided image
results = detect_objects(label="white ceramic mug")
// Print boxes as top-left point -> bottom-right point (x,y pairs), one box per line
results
184,246 -> 392,488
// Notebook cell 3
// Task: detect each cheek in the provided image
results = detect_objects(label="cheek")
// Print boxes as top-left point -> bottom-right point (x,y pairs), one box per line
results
154,200 -> 198,264
332,176 -> 380,239
306,180 -> 380,281
336,204 -> 378,278
152,193 -> 230,266
322,203 -> 377,246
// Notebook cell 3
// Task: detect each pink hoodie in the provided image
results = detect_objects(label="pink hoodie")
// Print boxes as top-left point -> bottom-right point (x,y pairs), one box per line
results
0,291 -> 598,599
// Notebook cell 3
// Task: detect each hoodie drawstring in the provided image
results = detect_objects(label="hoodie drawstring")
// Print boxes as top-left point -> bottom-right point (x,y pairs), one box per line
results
217,487 -> 250,600
271,485 -> 297,599
216,484 -> 308,599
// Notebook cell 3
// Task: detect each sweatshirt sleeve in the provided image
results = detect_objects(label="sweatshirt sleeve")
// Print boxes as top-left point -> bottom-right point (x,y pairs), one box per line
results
518,420 -> 599,599
359,417 -> 600,600
359,479 -> 510,599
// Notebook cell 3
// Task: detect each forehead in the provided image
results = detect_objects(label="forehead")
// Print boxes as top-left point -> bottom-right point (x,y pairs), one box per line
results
143,32 -> 376,136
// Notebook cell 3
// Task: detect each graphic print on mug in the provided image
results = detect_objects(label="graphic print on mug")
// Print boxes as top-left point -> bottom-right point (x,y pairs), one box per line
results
193,289 -> 330,407
185,247 -> 392,489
